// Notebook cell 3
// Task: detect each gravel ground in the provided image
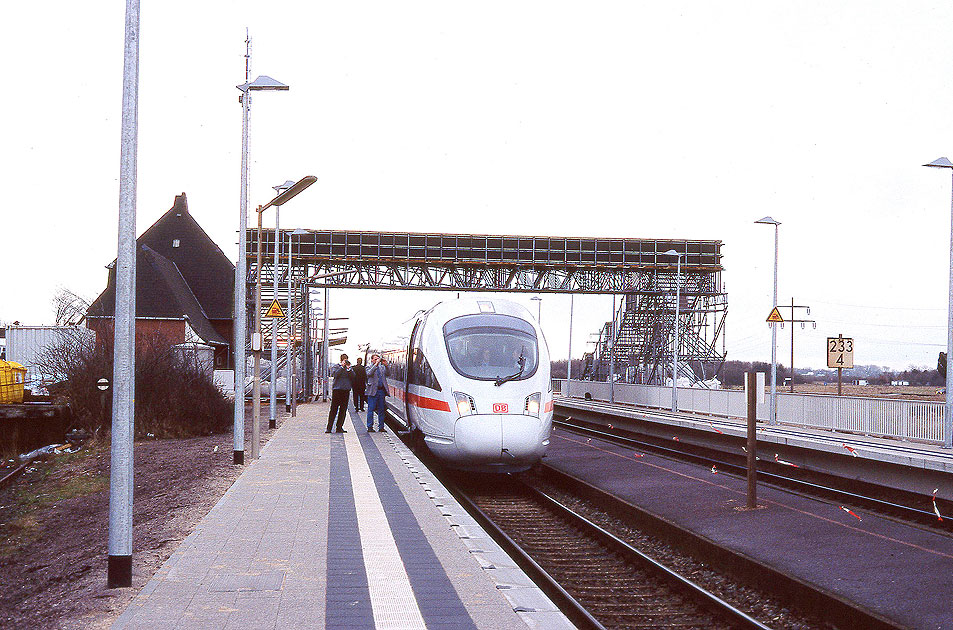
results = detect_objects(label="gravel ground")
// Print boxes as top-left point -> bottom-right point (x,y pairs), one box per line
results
0,405 -> 288,630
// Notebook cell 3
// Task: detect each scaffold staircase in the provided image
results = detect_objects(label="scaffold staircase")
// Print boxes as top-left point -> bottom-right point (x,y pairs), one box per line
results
582,271 -> 726,385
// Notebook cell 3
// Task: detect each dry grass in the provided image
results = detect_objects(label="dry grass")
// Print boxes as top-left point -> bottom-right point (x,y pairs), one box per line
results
0,446 -> 108,558
728,383 -> 945,401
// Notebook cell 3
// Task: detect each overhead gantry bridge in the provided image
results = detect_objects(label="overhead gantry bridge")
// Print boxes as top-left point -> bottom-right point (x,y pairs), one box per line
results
246,229 -> 727,388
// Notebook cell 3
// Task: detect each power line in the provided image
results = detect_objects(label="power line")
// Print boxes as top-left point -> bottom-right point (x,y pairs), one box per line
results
813,300 -> 944,312
862,339 -> 945,347
823,319 -> 945,329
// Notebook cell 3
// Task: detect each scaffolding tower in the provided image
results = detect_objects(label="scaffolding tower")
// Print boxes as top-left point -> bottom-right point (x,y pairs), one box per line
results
582,270 -> 727,385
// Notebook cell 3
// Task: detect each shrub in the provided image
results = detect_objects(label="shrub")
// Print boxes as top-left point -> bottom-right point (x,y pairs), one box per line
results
35,328 -> 232,438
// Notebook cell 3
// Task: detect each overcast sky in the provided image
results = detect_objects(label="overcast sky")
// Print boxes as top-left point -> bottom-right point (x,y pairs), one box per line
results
4,2 -> 953,372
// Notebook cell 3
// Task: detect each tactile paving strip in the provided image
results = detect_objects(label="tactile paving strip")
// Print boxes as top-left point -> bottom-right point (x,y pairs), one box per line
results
344,429 -> 427,629
382,433 -> 575,630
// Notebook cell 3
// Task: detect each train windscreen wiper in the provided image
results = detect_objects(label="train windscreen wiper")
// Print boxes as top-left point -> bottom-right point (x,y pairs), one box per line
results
494,351 -> 526,387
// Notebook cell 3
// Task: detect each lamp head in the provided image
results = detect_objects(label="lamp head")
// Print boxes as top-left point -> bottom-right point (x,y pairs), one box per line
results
261,176 -> 318,210
237,75 -> 290,92
755,216 -> 781,226
924,157 -> 953,169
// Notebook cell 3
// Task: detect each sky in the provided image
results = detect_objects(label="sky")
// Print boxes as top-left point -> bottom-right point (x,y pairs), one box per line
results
4,2 -> 953,372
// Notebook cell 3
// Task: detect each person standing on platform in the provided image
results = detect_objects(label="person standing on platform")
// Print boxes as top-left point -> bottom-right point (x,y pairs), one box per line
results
352,357 -> 367,411
365,353 -> 388,432
326,354 -> 353,433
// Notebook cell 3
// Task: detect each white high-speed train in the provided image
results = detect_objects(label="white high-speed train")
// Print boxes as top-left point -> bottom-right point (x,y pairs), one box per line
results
383,298 -> 554,473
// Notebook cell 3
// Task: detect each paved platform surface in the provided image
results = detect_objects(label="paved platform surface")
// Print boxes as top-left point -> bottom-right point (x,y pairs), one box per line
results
544,427 -> 953,630
113,401 -> 571,629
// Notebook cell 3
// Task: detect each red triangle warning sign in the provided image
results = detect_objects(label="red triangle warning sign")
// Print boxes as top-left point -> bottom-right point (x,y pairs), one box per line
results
265,300 -> 286,318
766,307 -> 784,323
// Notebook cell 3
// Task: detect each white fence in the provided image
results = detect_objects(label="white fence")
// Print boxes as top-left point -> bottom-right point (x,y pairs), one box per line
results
553,379 -> 945,445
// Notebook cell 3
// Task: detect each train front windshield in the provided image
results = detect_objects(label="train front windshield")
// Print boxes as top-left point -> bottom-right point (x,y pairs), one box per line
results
443,314 -> 539,382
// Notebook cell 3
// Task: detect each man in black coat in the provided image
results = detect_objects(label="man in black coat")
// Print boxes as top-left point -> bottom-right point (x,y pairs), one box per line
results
352,357 -> 368,411
325,354 -> 353,433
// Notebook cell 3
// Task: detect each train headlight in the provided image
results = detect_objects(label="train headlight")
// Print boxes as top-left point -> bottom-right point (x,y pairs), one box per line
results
453,391 -> 476,417
524,392 -> 541,417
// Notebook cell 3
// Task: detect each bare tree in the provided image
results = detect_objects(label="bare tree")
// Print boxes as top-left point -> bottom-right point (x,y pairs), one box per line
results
52,287 -> 90,326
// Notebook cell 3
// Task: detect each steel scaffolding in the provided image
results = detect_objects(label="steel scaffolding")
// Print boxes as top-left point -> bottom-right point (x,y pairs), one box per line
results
246,229 -> 727,389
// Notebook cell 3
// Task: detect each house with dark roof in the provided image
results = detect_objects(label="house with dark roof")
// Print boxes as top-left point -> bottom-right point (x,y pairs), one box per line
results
87,194 -> 235,368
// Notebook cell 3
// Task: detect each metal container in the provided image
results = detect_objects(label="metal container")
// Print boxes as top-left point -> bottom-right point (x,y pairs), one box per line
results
5,326 -> 95,385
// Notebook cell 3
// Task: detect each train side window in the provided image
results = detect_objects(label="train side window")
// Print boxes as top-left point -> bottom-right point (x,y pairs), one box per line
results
422,352 -> 442,391
410,348 -> 442,392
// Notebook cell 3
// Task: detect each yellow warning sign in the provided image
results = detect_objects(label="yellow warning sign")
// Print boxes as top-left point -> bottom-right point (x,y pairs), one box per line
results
766,307 -> 784,323
265,300 -> 286,318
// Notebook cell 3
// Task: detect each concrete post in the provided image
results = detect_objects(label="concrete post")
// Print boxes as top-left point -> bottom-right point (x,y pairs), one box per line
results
108,0 -> 139,589
270,209 -> 279,429
233,36 -> 251,466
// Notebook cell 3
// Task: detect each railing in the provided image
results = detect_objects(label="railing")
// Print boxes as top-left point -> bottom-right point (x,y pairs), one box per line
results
552,379 -> 945,445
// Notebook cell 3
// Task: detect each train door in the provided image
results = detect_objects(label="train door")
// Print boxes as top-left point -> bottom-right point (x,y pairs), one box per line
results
405,318 -> 420,429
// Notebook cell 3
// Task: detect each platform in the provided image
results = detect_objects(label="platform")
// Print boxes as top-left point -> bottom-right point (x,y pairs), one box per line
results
112,401 -> 571,629
544,424 -> 953,630
556,396 -> 953,498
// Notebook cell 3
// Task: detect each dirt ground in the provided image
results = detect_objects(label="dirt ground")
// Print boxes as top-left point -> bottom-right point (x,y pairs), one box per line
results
0,405 -> 291,630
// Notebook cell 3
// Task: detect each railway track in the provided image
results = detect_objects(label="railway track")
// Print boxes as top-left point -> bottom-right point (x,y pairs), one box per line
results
555,414 -> 953,535
449,474 -> 771,630
389,414 -> 901,629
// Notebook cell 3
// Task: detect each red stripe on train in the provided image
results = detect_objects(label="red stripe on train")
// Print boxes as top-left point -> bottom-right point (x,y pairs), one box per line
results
388,384 -> 451,412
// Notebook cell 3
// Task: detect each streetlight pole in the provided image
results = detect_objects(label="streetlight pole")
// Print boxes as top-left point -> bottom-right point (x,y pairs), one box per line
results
608,294 -> 616,403
663,250 -> 684,412
108,0 -> 140,590
531,296 -> 542,323
253,176 -> 317,459
755,216 -> 781,425
323,286 -> 329,402
567,293 -> 574,386
270,207 -> 280,429
269,181 -> 294,428
924,157 -> 953,449
287,229 -> 308,413
233,40 -> 289,465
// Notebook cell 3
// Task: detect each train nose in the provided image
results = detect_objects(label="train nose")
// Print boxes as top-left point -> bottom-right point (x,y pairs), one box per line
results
453,414 -> 546,468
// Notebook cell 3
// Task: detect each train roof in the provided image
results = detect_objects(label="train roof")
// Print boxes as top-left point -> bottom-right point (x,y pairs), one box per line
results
423,298 -> 535,324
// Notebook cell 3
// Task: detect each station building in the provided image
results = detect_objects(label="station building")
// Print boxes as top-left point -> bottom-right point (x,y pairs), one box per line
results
86,194 -> 234,369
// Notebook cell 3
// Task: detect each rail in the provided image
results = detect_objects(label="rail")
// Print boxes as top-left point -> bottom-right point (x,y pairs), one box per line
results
552,379 -> 945,445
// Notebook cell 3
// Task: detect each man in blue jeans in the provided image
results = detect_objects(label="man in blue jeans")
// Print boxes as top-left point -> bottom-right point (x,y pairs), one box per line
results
365,353 -> 388,432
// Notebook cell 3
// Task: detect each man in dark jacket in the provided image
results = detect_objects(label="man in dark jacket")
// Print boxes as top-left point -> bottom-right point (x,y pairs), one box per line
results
352,357 -> 367,411
326,354 -> 353,433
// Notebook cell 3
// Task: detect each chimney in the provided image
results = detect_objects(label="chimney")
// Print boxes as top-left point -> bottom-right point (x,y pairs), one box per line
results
172,193 -> 188,217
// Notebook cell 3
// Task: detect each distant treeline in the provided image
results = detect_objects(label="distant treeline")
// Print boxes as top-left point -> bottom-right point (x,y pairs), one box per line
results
550,359 -> 588,379
720,360 -> 943,388
551,359 -> 945,388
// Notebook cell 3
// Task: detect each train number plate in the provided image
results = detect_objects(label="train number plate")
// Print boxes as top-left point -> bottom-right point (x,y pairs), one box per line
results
492,403 -> 508,414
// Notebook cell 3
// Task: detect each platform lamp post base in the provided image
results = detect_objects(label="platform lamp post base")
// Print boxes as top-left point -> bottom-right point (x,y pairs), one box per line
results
107,555 -> 132,588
